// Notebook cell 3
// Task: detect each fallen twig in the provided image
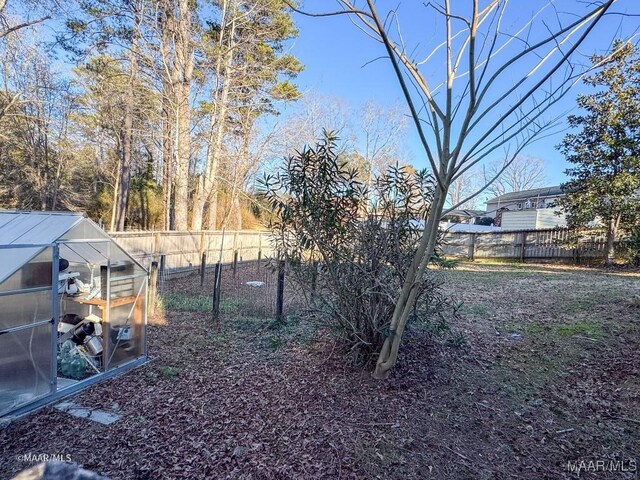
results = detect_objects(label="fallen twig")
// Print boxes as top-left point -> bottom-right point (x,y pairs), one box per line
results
555,428 -> 574,434
444,445 -> 470,462
606,416 -> 640,425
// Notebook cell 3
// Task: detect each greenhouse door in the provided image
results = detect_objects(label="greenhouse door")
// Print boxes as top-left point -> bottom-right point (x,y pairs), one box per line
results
0,245 -> 56,416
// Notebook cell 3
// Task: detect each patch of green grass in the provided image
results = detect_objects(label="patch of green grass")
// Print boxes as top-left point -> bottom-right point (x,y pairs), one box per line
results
160,293 -> 211,312
158,365 -> 181,379
459,303 -> 490,316
266,336 -> 283,351
470,258 -> 523,266
219,297 -> 244,314
233,316 -> 268,331
556,320 -> 602,338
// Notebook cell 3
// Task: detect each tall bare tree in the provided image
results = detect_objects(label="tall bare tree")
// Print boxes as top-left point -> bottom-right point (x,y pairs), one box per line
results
485,155 -> 547,197
192,0 -> 239,231
359,100 -> 407,186
170,0 -> 195,231
291,0 -> 620,378
447,168 -> 480,210
192,0 -> 302,230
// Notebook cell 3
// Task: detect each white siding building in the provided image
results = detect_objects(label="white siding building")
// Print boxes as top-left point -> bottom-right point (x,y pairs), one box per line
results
486,185 -> 567,229
500,209 -> 566,230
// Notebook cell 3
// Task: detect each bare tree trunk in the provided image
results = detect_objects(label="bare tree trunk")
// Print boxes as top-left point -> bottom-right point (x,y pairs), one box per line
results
161,92 -> 174,229
373,184 -> 447,379
172,0 -> 194,231
190,174 -> 204,229
116,4 -> 140,231
116,89 -> 134,230
160,0 -> 174,230
110,152 -> 120,232
51,154 -> 63,210
233,193 -> 242,230
203,0 -> 237,230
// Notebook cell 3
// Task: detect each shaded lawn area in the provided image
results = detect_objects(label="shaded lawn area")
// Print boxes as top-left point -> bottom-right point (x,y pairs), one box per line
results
1,263 -> 639,479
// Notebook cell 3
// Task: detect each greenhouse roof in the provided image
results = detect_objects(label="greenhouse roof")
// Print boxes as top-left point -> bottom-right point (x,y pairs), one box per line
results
0,211 -> 115,287
0,211 -> 85,245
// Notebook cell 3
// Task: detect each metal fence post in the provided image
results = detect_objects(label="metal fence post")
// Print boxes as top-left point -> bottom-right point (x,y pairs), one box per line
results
212,262 -> 222,321
200,253 -> 206,286
149,261 -> 159,316
275,259 -> 285,322
232,231 -> 239,276
199,231 -> 206,284
233,250 -> 238,277
257,233 -> 262,271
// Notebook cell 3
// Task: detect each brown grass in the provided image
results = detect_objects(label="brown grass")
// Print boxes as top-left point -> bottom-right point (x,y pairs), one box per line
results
1,262 -> 638,479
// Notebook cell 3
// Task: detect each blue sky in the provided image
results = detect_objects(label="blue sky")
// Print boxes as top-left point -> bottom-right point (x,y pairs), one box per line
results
284,1 -> 640,187
8,0 -> 639,194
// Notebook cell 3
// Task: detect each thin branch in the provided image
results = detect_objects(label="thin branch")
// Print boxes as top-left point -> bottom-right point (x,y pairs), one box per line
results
0,15 -> 50,39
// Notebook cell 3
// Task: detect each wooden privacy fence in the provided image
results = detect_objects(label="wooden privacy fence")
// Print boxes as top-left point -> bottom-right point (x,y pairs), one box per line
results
111,227 -> 608,275
111,230 -> 275,274
440,228 -> 609,262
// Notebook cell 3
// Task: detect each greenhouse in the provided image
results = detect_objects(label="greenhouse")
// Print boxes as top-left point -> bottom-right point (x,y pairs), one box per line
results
0,211 -> 147,418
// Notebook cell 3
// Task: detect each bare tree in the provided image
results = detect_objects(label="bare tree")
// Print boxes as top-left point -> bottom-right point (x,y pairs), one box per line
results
0,0 -> 51,124
278,94 -> 409,184
447,168 -> 480,210
0,0 -> 50,41
170,0 -> 195,231
359,100 -> 408,188
485,155 -> 547,197
278,93 -> 355,156
290,0 -> 620,379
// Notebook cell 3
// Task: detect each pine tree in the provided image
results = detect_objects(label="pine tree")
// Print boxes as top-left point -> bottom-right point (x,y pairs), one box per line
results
559,41 -> 640,266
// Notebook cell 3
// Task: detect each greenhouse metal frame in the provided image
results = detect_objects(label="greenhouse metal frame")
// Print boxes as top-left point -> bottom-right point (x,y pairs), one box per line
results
0,211 -> 148,418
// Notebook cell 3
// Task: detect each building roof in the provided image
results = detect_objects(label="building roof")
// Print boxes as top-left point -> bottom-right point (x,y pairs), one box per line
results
443,209 -> 487,218
486,185 -> 564,205
439,222 -> 503,233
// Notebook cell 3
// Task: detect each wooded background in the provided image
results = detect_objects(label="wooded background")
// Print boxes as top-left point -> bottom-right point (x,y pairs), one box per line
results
0,0 -> 420,232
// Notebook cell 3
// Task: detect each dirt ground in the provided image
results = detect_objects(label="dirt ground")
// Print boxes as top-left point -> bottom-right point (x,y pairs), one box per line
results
1,262 -> 639,479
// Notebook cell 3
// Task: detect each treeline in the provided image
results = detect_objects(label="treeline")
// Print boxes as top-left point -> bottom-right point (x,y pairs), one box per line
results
0,0 -> 302,231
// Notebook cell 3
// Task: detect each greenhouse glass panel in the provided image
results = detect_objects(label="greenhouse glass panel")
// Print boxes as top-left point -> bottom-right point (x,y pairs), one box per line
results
59,220 -> 110,242
0,247 -> 52,292
0,323 -> 52,416
0,290 -> 52,331
105,278 -> 146,370
108,243 -> 146,277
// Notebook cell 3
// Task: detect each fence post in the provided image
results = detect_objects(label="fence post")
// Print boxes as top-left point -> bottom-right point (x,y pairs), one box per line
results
200,253 -> 206,286
199,230 -> 206,265
467,233 -> 476,260
148,261 -> 158,316
232,231 -> 239,276
257,233 -> 262,271
212,261 -> 222,321
148,231 -> 161,315
520,231 -> 528,262
159,254 -> 166,277
233,250 -> 238,276
275,259 -> 285,322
